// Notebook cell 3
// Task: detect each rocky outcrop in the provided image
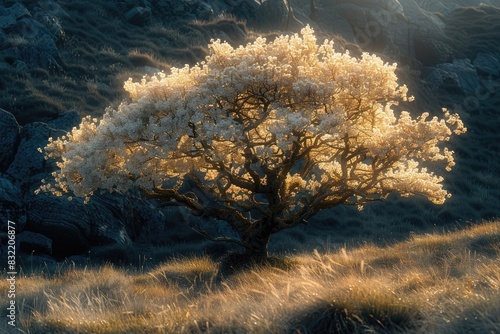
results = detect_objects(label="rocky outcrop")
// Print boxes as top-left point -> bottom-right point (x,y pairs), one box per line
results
45,110 -> 81,132
0,177 -> 26,232
17,231 -> 52,255
436,59 -> 481,94
474,53 -> 500,77
423,54 -> 500,97
0,108 -> 21,172
0,107 -> 171,263
6,122 -> 65,191
0,3 -> 30,29
0,1 -> 64,71
25,193 -> 136,258
255,0 -> 304,32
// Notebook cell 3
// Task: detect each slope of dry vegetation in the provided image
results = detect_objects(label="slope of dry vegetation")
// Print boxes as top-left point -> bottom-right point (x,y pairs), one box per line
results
0,0 -> 248,124
1,219 -> 498,333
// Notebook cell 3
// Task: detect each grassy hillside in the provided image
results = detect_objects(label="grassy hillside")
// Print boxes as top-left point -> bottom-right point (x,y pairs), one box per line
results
1,219 -> 498,333
1,1 -> 500,332
0,0 -> 247,124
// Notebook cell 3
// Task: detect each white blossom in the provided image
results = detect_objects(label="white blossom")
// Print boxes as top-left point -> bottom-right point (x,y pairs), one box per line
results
39,25 -> 465,218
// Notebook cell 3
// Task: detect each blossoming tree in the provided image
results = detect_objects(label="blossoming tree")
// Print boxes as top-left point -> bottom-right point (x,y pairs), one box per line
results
40,27 -> 465,260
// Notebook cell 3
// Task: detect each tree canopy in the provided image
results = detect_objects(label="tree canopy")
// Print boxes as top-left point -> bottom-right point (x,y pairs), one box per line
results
40,26 -> 466,258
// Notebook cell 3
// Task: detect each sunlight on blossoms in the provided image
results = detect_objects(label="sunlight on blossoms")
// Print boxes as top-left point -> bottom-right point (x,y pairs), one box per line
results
40,25 -> 466,219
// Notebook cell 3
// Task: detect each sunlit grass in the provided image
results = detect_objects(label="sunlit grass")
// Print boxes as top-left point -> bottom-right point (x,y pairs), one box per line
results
1,220 -> 498,333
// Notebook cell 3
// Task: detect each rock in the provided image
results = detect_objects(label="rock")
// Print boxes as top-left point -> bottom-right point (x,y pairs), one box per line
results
0,30 -> 7,49
130,197 -> 167,242
86,193 -> 133,246
18,253 -> 57,272
0,14 -> 16,30
18,231 -> 52,254
413,36 -> 454,66
0,108 -> 21,172
192,1 -> 214,21
444,5 -> 500,59
0,177 -> 27,232
7,17 -> 50,40
256,0 -> 303,31
124,6 -> 152,26
32,5 -> 64,41
437,58 -> 480,94
424,67 -> 461,93
26,194 -> 92,258
0,15 -> 63,71
45,110 -> 81,132
6,122 -> 66,189
227,0 -> 260,24
0,2 -> 30,30
315,8 -> 357,43
6,2 -> 31,20
189,18 -> 248,46
36,0 -> 70,19
26,192 -> 133,258
336,3 -> 368,29
474,53 -> 500,77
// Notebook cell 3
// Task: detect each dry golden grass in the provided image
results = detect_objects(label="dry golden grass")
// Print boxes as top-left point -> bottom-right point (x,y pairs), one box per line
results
1,220 -> 498,333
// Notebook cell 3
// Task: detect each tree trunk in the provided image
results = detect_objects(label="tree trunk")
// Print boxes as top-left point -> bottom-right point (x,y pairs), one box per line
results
242,222 -> 273,261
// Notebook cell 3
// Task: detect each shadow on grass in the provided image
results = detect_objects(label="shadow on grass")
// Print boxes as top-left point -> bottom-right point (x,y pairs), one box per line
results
288,294 -> 422,334
216,252 -> 298,280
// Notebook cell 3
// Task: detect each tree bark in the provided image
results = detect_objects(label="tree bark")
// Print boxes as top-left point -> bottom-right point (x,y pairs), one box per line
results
241,222 -> 273,261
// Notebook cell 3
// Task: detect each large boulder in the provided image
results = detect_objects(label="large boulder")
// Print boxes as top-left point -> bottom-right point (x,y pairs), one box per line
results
26,193 -> 133,258
6,122 -> 65,190
0,13 -> 16,30
0,2 -> 63,71
0,3 -> 30,29
85,193 -> 134,246
424,67 -> 461,94
45,109 -> 81,132
256,0 -> 303,31
0,177 -> 27,232
26,194 -> 92,258
32,5 -> 65,41
474,53 -> 500,77
0,108 -> 21,172
17,231 -> 52,255
413,36 -> 454,66
3,18 -> 62,69
436,58 -> 480,94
